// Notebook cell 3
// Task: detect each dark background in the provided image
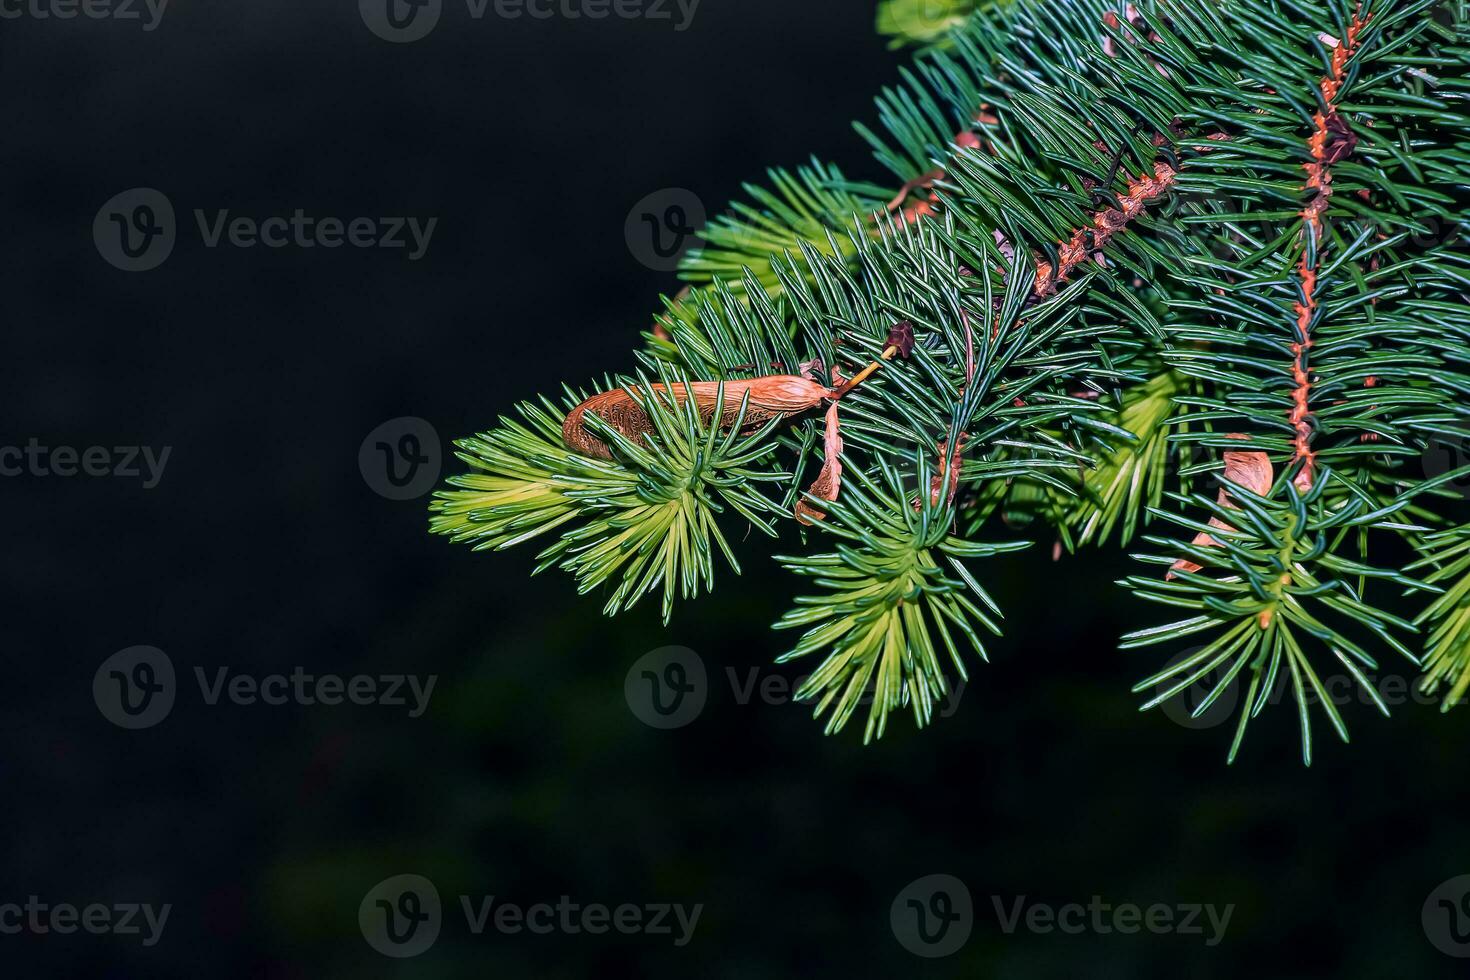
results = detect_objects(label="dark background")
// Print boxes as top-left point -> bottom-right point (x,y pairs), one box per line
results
2,1 -> 1466,976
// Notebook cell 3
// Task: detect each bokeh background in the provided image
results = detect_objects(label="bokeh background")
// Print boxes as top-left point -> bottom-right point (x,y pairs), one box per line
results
2,1 -> 1467,976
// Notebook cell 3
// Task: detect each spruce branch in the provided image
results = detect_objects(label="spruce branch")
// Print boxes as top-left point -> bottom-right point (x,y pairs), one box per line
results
432,0 -> 1470,758
1410,524 -> 1470,709
775,460 -> 1028,741
1124,465 -> 1435,764
431,371 -> 792,622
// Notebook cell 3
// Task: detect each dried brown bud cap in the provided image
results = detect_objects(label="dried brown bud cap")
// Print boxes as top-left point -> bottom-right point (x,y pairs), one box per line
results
886,321 -> 916,358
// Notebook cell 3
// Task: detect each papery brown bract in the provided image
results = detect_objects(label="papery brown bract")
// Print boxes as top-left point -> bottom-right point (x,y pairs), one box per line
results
795,371 -> 846,525
1167,435 -> 1273,580
562,376 -> 833,460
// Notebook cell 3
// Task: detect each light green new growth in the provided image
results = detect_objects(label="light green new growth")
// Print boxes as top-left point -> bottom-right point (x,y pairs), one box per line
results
433,0 -> 1470,762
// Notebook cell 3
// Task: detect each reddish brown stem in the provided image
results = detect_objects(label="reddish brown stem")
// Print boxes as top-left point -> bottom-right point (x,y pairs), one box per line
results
1034,160 -> 1180,298
1288,8 -> 1370,491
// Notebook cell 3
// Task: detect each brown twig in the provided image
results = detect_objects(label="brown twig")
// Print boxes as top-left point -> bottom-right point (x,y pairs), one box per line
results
1288,9 -> 1370,491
